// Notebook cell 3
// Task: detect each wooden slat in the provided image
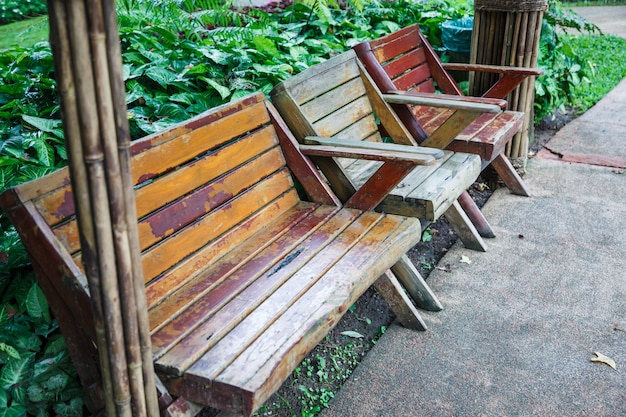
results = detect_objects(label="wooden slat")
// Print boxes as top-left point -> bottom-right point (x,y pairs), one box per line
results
312,95 -> 374,138
152,206 -> 360,371
382,152 -> 481,220
141,169 -> 295,281
135,126 -> 280,218
382,48 -> 427,80
182,210 -> 388,380
204,215 -> 420,415
137,145 -> 286,251
53,133 -> 286,256
300,78 -> 366,123
144,192 -> 305,310
148,204 -> 342,338
371,29 -> 420,64
277,54 -> 360,106
392,62 -> 433,92
132,100 -> 270,184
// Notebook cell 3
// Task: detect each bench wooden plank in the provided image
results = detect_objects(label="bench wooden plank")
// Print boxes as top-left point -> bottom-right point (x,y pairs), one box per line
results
182,213 -> 420,415
149,204 -> 344,347
1,92 -> 427,417
154,206 -> 366,373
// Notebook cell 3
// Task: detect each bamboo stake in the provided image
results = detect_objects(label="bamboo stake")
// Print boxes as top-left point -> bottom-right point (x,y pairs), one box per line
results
84,0 -> 147,414
64,0 -> 133,413
46,1 -> 115,414
47,0 -> 160,415
100,0 -> 160,413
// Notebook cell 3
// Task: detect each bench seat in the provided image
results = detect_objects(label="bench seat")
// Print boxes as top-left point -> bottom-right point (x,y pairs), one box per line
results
0,93 -> 423,416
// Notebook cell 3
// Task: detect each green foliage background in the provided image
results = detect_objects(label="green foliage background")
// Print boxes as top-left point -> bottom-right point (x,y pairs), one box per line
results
0,0 -> 624,415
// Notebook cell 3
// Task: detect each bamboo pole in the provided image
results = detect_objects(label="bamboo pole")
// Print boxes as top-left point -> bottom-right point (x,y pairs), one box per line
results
46,1 -> 115,414
46,0 -> 158,415
471,0 -> 547,163
100,0 -> 160,414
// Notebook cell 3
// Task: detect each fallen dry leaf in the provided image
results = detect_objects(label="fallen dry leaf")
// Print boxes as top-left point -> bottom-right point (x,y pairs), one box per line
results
436,264 -> 452,273
340,331 -> 364,339
460,255 -> 472,265
590,352 -> 616,369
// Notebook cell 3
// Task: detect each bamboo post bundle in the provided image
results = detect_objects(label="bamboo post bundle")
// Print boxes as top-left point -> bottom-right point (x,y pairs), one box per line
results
46,0 -> 159,415
470,0 -> 547,167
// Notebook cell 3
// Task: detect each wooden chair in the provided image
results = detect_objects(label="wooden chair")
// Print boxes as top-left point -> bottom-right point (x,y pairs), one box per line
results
0,93 -> 437,417
354,24 -> 542,237
270,50 -> 495,302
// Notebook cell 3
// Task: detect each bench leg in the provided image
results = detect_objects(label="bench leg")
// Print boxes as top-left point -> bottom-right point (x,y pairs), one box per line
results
444,200 -> 488,252
491,153 -> 531,197
458,191 -> 496,238
374,270 -> 428,331
391,255 -> 442,312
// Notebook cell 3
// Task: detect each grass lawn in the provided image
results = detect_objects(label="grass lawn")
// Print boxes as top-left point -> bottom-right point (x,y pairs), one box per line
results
0,15 -> 48,50
565,34 -> 626,111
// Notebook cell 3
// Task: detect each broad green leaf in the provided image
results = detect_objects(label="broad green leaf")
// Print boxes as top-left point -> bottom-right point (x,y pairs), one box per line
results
0,353 -> 34,390
199,47 -> 233,66
0,404 -> 27,417
25,284 -> 49,322
53,397 -> 84,417
21,116 -> 64,140
156,103 -> 190,121
253,36 -> 280,58
0,137 -> 25,159
145,67 -> 177,89
202,78 -> 231,100
169,93 -> 195,105
0,387 -> 7,408
0,343 -> 21,361
28,140 -> 54,168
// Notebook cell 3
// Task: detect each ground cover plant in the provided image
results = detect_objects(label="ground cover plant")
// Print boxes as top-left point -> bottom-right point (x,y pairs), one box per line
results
1,0 -> 625,415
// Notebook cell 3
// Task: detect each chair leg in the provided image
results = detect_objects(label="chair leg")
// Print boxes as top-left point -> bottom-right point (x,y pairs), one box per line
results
444,200 -> 488,252
391,255 -> 443,312
458,190 -> 496,238
491,153 -> 531,197
375,270 -> 428,331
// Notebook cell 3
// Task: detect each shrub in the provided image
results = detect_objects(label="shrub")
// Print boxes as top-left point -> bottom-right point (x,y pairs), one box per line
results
0,0 -> 47,25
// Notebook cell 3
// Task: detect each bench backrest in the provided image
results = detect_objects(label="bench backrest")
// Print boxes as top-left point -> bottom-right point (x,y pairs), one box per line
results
354,24 -> 463,97
0,93 -> 334,333
271,50 -> 423,201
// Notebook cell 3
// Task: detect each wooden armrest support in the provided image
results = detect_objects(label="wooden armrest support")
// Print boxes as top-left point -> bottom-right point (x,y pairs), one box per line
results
303,136 -> 444,159
442,63 -> 544,76
299,145 -> 436,166
383,91 -> 503,113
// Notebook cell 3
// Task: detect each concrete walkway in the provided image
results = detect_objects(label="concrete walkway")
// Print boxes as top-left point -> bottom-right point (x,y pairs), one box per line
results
571,6 -> 626,38
321,9 -> 626,417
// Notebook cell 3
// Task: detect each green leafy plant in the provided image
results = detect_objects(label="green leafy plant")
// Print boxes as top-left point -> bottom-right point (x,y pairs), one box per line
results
534,0 -> 599,121
0,226 -> 84,416
0,0 -> 47,25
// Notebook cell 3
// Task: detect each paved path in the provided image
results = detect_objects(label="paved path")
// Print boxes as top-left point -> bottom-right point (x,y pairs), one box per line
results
321,83 -> 626,417
320,7 -> 626,417
571,6 -> 626,38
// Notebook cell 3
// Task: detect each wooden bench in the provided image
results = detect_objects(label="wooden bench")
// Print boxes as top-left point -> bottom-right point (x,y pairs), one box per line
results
271,50 -> 489,257
0,93 -> 433,416
353,24 -> 542,220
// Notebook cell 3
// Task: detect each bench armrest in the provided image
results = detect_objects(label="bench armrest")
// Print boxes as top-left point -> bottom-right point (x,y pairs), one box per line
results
442,64 -> 543,99
383,91 -> 503,113
302,136 -> 444,163
299,136 -> 438,211
442,63 -> 543,77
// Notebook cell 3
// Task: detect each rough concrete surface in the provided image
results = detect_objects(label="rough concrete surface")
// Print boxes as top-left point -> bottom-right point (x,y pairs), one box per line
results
571,6 -> 626,38
321,157 -> 626,417
320,8 -> 626,417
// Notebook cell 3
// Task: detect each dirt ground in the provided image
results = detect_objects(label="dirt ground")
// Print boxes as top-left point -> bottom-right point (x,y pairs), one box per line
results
200,111 -> 575,417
